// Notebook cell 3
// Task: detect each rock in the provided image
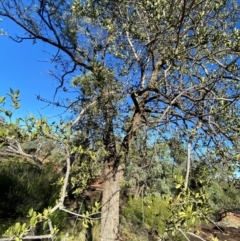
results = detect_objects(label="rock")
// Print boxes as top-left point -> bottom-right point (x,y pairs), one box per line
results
189,211 -> 240,241
217,211 -> 240,228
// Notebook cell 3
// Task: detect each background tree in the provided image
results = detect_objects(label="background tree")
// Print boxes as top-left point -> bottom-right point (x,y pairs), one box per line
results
1,0 -> 240,240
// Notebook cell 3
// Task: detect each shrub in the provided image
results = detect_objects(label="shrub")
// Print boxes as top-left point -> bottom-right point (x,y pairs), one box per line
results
124,195 -> 170,236
0,159 -> 61,219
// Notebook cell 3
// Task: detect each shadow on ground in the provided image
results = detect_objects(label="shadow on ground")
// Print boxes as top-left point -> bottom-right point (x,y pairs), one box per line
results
190,211 -> 240,241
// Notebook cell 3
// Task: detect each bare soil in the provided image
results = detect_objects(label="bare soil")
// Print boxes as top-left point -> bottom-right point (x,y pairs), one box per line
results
190,211 -> 240,241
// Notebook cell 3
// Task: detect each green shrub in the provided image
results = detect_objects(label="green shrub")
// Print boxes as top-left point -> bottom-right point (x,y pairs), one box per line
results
207,180 -> 240,213
123,179 -> 212,241
0,159 -> 61,219
124,195 -> 170,236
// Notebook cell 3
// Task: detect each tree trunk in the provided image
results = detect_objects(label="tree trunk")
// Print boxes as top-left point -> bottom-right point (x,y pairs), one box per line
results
101,162 -> 122,241
100,99 -> 123,241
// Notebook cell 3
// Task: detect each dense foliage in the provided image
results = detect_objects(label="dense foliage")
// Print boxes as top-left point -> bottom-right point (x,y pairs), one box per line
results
0,160 -> 60,218
0,0 -> 240,240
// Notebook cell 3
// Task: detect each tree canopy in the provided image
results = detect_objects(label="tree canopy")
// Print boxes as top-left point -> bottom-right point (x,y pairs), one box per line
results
1,0 -> 240,240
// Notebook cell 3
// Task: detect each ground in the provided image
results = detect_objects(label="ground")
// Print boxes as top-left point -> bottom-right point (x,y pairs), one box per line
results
190,211 -> 240,241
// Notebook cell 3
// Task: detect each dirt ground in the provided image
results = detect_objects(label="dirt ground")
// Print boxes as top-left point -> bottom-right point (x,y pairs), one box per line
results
190,212 -> 240,241
190,223 -> 240,241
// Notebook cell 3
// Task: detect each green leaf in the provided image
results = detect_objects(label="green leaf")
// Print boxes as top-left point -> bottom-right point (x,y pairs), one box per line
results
15,89 -> 20,96
15,222 -> 21,230
0,96 -> 5,103
178,211 -> 187,218
5,110 -> 12,118
175,184 -> 181,189
28,208 -> 34,217
82,220 -> 89,228
43,208 -> 49,217
21,223 -> 26,232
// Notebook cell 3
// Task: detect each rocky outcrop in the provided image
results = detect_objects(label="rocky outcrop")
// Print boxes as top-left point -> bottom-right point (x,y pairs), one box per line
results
216,211 -> 240,228
190,211 -> 240,241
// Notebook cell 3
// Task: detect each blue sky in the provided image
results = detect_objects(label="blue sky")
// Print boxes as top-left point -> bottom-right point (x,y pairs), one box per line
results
0,18 -> 68,121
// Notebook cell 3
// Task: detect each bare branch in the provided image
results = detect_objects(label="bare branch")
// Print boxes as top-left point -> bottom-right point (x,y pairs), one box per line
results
3,137 -> 43,166
184,141 -> 191,191
186,232 -> 207,241
0,234 -> 53,241
71,91 -> 117,128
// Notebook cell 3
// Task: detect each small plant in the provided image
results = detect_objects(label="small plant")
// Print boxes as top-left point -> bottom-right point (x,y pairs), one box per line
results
123,175 -> 212,240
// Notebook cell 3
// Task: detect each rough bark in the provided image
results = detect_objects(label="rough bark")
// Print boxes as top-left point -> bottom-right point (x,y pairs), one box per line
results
100,99 -> 122,241
101,162 -> 122,241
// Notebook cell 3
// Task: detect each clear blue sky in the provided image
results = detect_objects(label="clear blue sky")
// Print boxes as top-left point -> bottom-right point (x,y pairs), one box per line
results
0,18 -> 68,121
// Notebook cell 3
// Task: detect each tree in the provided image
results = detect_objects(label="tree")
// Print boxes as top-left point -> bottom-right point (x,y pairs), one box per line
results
0,94 -> 102,240
124,134 -> 173,198
1,0 -> 240,240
